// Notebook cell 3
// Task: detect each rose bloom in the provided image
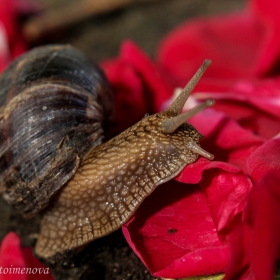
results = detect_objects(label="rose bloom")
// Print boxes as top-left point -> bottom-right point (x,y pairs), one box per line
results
1,0 -> 280,279
102,0 -> 280,279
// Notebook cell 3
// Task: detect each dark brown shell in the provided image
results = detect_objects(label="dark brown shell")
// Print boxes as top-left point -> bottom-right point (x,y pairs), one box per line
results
0,45 -> 113,218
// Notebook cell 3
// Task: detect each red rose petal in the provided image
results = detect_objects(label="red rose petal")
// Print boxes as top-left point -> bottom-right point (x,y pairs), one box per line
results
191,78 -> 280,139
101,58 -> 148,134
102,40 -> 173,117
249,0 -> 280,75
224,224 -> 254,280
123,181 -> 228,278
200,168 -> 252,235
247,136 -> 280,182
176,158 -> 253,235
157,11 -> 262,91
176,158 -> 239,184
175,108 -> 256,236
187,108 -> 264,172
247,171 -> 280,280
189,110 -> 264,149
212,99 -> 280,140
0,233 -> 53,280
0,233 -> 26,280
225,170 -> 280,280
120,41 -> 173,112
157,0 -> 280,89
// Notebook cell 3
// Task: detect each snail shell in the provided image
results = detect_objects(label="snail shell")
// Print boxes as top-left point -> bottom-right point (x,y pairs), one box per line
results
0,45 -> 113,218
0,45 -> 214,262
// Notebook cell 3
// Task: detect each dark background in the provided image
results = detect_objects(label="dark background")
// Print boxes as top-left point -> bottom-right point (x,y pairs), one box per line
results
34,0 -> 245,62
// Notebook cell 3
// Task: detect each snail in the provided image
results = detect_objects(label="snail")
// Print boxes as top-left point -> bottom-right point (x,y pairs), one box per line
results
0,44 -> 214,262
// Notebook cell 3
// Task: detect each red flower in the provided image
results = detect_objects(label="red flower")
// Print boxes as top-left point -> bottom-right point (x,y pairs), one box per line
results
225,137 -> 280,280
0,232 -> 53,280
103,0 -> 280,278
0,0 -> 39,71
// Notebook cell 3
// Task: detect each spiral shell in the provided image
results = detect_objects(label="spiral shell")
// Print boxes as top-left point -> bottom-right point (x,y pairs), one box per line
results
0,45 -> 113,218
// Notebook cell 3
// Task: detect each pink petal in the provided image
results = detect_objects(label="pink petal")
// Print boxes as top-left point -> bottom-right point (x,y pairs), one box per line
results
123,181 -> 228,278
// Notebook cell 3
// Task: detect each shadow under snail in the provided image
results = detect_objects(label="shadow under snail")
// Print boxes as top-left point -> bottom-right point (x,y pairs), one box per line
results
0,44 -> 214,261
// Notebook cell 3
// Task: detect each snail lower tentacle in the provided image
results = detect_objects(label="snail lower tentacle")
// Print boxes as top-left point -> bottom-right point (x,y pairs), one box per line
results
0,45 -> 214,262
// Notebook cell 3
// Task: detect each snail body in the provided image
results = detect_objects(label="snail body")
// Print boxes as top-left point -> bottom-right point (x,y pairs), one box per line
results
0,45 -> 214,261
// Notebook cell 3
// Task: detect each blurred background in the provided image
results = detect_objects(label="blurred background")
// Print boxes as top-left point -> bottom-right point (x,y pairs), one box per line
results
24,0 -> 246,62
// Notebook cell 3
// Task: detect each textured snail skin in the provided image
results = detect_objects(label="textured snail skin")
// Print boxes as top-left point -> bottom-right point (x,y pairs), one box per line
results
35,60 -> 215,260
0,45 -> 214,262
36,115 -> 201,259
